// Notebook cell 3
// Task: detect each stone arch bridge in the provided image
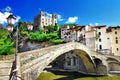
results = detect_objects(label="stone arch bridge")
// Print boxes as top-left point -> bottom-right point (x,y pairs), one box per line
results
16,42 -> 120,80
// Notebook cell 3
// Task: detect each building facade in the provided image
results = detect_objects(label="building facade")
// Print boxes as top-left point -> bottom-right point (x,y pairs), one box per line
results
34,11 -> 57,30
61,25 -> 85,42
60,25 -> 120,56
93,25 -> 111,55
107,27 -> 120,56
85,26 -> 96,51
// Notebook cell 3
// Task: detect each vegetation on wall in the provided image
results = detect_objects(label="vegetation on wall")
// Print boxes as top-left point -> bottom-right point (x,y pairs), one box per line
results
0,29 -> 15,55
0,22 -> 63,55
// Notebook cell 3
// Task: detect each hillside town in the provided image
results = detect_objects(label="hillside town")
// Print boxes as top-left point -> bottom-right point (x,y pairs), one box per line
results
0,11 -> 120,56
0,6 -> 120,80
33,11 -> 120,56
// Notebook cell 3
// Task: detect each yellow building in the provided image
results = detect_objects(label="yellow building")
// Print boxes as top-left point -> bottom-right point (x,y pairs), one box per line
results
108,26 -> 120,56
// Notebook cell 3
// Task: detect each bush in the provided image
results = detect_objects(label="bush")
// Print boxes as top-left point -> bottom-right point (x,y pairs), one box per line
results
28,32 -> 48,42
0,29 -> 15,55
0,38 -> 15,55
51,39 -> 63,45
47,33 -> 59,40
28,32 -> 60,43
20,31 -> 28,36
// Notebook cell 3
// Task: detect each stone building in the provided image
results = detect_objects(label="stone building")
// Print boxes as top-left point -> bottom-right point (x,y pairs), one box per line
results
107,26 -> 120,56
34,11 -> 57,30
60,25 -> 71,42
60,25 -> 85,42
61,24 -> 120,56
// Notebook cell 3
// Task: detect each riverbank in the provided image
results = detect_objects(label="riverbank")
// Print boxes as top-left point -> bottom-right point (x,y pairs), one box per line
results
37,71 -> 120,80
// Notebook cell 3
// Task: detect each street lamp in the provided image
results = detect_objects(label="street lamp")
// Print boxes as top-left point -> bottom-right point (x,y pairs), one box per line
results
6,14 -> 19,80
7,15 -> 34,80
6,14 -> 16,32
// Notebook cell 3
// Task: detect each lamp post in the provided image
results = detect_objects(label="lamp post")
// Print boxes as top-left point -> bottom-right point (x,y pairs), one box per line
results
7,15 -> 33,80
6,14 -> 18,80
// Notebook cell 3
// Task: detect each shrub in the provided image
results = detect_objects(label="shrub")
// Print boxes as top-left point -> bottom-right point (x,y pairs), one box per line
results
51,39 -> 63,45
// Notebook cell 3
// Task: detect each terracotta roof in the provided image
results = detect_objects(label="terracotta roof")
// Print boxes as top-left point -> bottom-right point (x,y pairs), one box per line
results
92,25 -> 106,28
106,26 -> 120,33
108,26 -> 120,29
75,25 -> 85,30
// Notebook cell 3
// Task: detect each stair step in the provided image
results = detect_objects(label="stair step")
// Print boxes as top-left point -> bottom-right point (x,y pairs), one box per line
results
0,68 -> 11,76
0,76 -> 9,80
0,61 -> 13,68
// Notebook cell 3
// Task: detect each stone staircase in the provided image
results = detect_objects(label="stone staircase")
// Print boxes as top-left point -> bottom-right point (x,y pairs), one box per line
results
0,60 -> 13,80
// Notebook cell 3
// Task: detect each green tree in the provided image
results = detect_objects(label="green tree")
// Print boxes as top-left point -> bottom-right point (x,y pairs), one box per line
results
28,32 -> 48,42
48,25 -> 55,33
0,29 -> 15,55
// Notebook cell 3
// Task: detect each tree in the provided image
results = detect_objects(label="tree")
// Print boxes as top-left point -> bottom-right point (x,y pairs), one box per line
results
0,24 -> 3,29
48,25 -> 55,33
0,29 -> 15,55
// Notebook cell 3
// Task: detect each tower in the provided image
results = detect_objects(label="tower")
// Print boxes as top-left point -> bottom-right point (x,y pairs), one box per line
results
52,14 -> 57,26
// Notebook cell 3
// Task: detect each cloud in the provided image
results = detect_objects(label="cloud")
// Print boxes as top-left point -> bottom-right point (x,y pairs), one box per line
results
0,6 -> 21,24
57,14 -> 64,21
95,23 -> 99,26
89,23 -> 93,26
45,12 -> 52,17
45,12 -> 64,21
89,23 -> 99,26
2,6 -> 12,12
66,16 -> 78,23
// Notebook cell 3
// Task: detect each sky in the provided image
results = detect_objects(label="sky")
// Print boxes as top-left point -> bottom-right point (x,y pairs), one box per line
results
0,0 -> 120,26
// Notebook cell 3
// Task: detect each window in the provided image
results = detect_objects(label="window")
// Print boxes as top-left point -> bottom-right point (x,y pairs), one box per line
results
115,31 -> 117,34
107,38 -> 109,40
99,45 -> 102,50
98,32 -> 101,35
116,40 -> 118,44
116,37 -> 118,44
98,27 -> 101,29
73,57 -> 76,66
116,48 -> 119,52
99,38 -> 102,42
67,57 -> 71,65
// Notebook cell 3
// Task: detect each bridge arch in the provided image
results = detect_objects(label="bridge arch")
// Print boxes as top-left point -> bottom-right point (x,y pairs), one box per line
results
106,57 -> 119,63
106,57 -> 120,71
108,62 -> 120,71
47,49 -> 97,74
17,42 -> 108,80
94,58 -> 103,66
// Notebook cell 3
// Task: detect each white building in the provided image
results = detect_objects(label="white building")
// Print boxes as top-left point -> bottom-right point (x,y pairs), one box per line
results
34,11 -> 57,30
93,25 -> 111,55
85,26 -> 96,51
